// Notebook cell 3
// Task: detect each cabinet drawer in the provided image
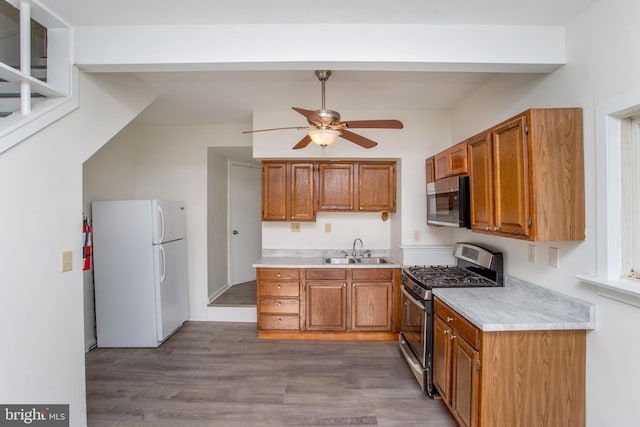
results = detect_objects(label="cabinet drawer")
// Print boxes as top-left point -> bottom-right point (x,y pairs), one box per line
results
259,282 -> 300,297
258,268 -> 300,281
305,268 -> 347,280
352,268 -> 393,281
259,314 -> 300,330
259,298 -> 300,314
434,298 -> 480,349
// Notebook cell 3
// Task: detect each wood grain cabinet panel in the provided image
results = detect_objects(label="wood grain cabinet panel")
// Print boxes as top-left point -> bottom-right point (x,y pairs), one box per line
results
261,162 -> 315,222
425,157 -> 435,184
257,268 -> 301,331
317,161 -> 396,212
434,141 -> 469,180
433,297 -> 586,427
467,108 -> 585,241
351,281 -> 393,331
305,282 -> 347,330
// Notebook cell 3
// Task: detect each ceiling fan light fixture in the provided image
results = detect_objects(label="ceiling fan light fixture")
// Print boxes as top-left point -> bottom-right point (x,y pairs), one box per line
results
309,129 -> 339,147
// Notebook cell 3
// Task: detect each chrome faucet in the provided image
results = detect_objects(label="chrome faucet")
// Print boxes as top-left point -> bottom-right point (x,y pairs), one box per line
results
352,238 -> 364,258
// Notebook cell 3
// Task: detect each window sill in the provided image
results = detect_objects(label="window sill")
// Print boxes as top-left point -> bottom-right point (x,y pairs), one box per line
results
577,274 -> 640,307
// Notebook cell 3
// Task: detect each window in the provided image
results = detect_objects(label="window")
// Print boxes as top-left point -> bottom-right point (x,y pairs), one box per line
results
578,94 -> 640,306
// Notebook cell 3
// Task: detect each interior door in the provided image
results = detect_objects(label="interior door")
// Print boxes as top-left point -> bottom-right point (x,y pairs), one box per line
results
230,162 -> 262,285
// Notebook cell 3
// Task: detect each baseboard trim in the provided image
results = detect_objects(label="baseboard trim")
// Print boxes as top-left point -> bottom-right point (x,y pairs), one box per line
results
207,306 -> 257,322
209,283 -> 230,304
85,338 -> 97,353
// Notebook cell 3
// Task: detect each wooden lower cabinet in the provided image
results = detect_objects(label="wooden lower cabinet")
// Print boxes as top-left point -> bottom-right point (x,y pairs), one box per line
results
256,268 -> 301,331
258,267 -> 400,339
433,298 -> 586,427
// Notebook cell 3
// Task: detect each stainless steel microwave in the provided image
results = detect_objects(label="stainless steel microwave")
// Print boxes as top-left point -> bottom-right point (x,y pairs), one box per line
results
426,175 -> 471,228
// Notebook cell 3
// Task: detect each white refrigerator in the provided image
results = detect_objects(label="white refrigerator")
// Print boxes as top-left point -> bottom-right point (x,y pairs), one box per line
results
92,200 -> 189,347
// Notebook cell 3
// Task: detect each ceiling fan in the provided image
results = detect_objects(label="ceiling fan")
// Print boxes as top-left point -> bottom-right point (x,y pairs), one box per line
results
243,70 -> 404,149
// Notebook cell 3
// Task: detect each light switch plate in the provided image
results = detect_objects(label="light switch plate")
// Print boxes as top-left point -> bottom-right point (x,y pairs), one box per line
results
325,223 -> 331,233
528,245 -> 536,263
61,251 -> 73,272
549,247 -> 560,268
291,223 -> 301,232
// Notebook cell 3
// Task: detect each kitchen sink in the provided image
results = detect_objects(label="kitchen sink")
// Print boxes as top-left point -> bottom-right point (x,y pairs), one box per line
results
324,257 -> 357,264
356,257 -> 389,264
323,257 -> 390,265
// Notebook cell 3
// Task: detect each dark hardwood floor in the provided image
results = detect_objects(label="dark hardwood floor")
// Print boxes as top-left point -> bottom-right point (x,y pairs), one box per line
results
86,322 -> 456,426
209,281 -> 256,306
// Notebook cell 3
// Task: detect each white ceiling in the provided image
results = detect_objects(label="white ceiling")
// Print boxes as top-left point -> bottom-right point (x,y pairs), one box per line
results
30,0 -> 598,127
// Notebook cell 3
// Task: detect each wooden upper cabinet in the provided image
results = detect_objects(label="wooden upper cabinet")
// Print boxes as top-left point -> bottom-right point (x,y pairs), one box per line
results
262,161 -> 315,222
468,108 -> 585,241
492,115 -> 530,237
434,141 -> 469,180
317,162 -> 355,210
318,161 -> 396,212
425,157 -> 435,184
262,162 -> 288,221
357,162 -> 396,212
468,132 -> 493,232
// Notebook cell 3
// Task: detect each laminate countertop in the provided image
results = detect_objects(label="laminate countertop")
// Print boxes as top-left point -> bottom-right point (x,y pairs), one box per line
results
433,276 -> 595,332
252,256 -> 401,269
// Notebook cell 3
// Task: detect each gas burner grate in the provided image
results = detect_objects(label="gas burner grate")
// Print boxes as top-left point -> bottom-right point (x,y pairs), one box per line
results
404,265 -> 496,288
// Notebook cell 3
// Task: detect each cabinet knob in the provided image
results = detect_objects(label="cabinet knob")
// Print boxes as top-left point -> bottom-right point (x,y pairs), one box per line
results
343,283 -> 346,287
282,216 -> 285,219
451,334 -> 457,340
277,318 -> 282,323
291,216 -> 294,219
359,207 -> 363,210
277,284 -> 281,289
277,273 -> 281,278
494,226 -> 499,231
277,302 -> 281,307
443,329 -> 449,335
446,317 -> 455,322
485,226 -> 490,231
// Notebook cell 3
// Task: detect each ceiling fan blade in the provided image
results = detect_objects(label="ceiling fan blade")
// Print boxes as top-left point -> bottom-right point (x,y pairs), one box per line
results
340,129 -> 378,149
292,134 -> 312,150
242,126 -> 306,134
343,119 -> 404,129
292,107 -> 324,124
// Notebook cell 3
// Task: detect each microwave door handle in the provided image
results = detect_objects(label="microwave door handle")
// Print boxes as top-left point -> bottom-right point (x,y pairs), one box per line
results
402,286 -> 425,310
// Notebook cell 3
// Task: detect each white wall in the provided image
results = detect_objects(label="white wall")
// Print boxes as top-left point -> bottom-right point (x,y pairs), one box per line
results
207,149 -> 229,300
449,0 -> 640,425
254,109 -> 455,257
0,71 -> 156,427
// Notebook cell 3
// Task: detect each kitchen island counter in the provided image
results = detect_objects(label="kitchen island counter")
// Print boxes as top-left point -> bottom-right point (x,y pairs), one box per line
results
433,276 -> 595,332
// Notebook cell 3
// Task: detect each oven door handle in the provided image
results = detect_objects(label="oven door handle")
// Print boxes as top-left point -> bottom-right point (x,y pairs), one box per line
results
402,285 -> 425,310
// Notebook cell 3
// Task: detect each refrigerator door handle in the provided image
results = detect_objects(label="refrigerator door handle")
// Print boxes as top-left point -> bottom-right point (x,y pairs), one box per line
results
159,244 -> 166,283
158,206 -> 165,243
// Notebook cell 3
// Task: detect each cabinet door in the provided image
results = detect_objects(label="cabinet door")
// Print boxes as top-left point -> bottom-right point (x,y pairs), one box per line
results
425,157 -> 435,184
434,152 -> 449,180
290,162 -> 315,221
317,163 -> 355,210
468,132 -> 494,232
448,141 -> 469,176
492,115 -> 530,238
262,163 -> 287,220
451,335 -> 480,427
305,282 -> 347,330
433,315 -> 452,403
351,281 -> 392,331
358,163 -> 396,212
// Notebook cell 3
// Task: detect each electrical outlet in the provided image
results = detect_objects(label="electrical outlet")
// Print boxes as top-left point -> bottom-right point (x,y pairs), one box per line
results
549,247 -> 560,268
527,245 -> 537,263
61,251 -> 73,272
291,223 -> 301,232
325,223 -> 331,233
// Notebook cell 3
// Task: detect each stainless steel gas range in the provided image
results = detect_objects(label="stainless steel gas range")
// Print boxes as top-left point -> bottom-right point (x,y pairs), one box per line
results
399,242 -> 503,397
